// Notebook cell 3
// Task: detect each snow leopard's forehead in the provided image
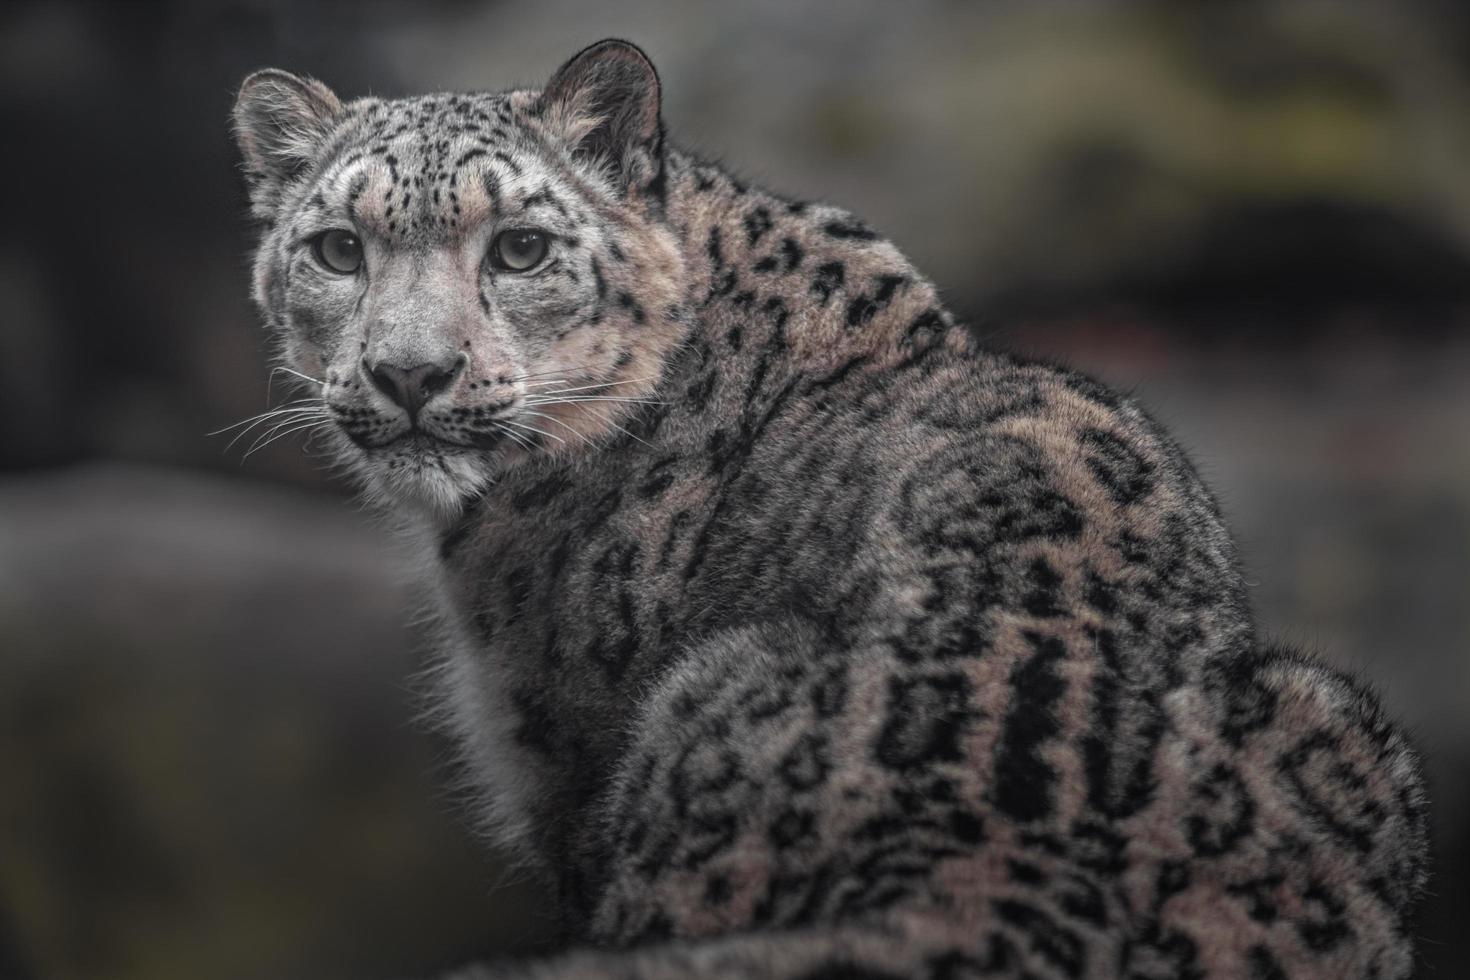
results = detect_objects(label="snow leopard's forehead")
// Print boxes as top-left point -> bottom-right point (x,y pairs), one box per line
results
296,89 -> 607,248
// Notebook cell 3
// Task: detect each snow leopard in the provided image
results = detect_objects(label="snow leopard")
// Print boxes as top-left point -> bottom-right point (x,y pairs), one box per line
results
231,38 -> 1429,979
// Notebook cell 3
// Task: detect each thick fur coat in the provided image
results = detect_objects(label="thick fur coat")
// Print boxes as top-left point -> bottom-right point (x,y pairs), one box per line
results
233,40 -> 1428,979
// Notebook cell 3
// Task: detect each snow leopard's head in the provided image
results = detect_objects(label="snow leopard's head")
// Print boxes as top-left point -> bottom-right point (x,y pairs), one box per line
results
233,39 -> 686,516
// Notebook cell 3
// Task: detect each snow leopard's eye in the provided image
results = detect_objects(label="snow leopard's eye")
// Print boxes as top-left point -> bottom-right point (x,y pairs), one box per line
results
312,229 -> 363,274
490,229 -> 549,272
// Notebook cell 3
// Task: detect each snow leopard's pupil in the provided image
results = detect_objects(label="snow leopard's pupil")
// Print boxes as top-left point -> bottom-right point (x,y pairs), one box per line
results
313,229 -> 361,274
493,229 -> 548,272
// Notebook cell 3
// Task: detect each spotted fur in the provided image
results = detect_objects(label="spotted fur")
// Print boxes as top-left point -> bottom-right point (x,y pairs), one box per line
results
233,40 -> 1428,979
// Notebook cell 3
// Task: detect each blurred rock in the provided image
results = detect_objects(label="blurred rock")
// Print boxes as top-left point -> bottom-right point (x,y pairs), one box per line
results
0,464 -> 556,980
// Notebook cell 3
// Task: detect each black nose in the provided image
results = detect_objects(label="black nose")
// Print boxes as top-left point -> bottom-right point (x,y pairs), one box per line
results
364,358 -> 462,420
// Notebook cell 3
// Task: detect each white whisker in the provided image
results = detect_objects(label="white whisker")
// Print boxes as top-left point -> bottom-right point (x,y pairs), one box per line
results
502,418 -> 566,447
219,409 -> 327,452
209,401 -> 321,436
495,423 -> 533,451
269,366 -> 326,387
525,376 -> 657,396
243,418 -> 331,459
243,413 -> 329,453
518,408 -> 585,439
578,400 -> 654,449
508,364 -> 601,383
524,395 -> 665,407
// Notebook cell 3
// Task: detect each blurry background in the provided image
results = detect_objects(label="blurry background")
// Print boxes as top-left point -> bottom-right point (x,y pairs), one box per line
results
1,1 -> 1467,977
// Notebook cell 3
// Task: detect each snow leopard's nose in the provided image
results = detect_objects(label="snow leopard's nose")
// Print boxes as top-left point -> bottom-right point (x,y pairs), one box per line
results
363,354 -> 466,421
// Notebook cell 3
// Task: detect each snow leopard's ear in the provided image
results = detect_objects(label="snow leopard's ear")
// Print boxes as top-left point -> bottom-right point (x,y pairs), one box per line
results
232,69 -> 343,216
538,39 -> 666,207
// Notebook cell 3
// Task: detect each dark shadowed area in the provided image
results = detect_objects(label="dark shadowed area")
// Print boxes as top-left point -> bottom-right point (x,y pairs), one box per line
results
1,2 -> 1467,978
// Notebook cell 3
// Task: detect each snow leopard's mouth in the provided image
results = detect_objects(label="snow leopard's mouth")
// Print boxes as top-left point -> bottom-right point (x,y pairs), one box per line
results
348,428 -> 503,514
346,424 -> 508,455
388,433 -> 508,458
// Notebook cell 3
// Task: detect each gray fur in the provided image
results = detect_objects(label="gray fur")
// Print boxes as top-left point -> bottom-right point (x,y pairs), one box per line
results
234,39 -> 1428,979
